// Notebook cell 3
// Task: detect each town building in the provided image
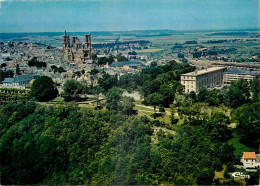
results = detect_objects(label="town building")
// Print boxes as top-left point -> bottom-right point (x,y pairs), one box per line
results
2,74 -> 39,89
180,67 -> 226,93
241,152 -> 260,170
63,31 -> 94,64
223,69 -> 260,85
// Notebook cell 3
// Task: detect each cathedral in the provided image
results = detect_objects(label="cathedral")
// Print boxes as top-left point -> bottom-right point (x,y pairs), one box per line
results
62,31 -> 94,64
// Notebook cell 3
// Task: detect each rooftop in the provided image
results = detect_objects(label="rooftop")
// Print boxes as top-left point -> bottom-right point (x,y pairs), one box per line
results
224,68 -> 260,76
181,67 -> 226,76
212,62 -> 260,69
3,74 -> 38,84
243,152 -> 256,159
3,78 -> 15,83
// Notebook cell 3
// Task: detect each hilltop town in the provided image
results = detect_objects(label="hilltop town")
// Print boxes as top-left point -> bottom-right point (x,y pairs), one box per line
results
1,30 -> 259,91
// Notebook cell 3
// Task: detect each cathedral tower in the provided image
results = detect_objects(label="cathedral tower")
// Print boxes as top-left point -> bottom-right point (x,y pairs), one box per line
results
62,30 -> 70,50
85,34 -> 91,49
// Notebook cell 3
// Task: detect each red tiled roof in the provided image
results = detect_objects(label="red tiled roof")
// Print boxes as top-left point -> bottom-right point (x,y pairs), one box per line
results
243,152 -> 256,159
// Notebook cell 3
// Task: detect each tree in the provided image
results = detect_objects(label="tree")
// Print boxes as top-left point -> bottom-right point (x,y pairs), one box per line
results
98,73 -> 118,91
108,55 -> 114,64
128,51 -> 137,55
220,143 -> 235,164
0,70 -> 5,82
105,87 -> 123,111
189,91 -> 197,103
62,79 -> 83,101
51,65 -> 57,70
170,104 -> 178,125
82,84 -> 89,98
90,69 -> 99,75
91,53 -> 98,63
118,74 -> 131,89
15,64 -> 21,76
205,112 -> 232,142
74,71 -> 81,78
224,169 -> 230,178
182,58 -> 188,63
116,54 -> 128,62
81,69 -> 85,75
1,63 -> 7,68
145,93 -> 163,115
97,57 -> 109,66
178,53 -> 184,58
250,79 -> 260,98
141,79 -> 160,97
30,76 -> 58,102
5,57 -> 12,61
6,70 -> 14,78
0,70 -> 14,82
150,61 -> 157,67
226,86 -> 245,108
233,102 -> 260,148
198,87 -> 209,102
158,84 -> 175,107
196,168 -> 215,185
119,96 -> 135,115
54,67 -> 66,73
212,158 -> 223,171
93,86 -> 103,108
226,162 -> 235,172
225,79 -> 250,108
159,104 -> 165,112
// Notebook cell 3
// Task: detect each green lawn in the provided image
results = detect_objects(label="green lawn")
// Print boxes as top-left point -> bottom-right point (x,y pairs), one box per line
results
49,97 -> 64,102
134,100 -> 184,124
214,165 -> 225,179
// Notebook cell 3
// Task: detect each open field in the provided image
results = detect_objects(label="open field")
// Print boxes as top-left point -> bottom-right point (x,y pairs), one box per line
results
136,48 -> 163,53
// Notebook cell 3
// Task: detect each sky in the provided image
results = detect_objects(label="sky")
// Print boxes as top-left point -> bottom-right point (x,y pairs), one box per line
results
0,0 -> 259,33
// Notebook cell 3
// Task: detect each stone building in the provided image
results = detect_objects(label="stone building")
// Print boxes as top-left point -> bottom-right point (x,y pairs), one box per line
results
180,67 -> 226,93
62,31 -> 94,64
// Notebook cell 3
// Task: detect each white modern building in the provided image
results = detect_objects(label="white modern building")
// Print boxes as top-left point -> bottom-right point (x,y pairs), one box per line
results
180,67 -> 226,93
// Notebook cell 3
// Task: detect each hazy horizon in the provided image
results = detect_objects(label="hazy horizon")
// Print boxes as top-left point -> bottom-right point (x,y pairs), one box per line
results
0,28 -> 259,34
0,0 -> 259,33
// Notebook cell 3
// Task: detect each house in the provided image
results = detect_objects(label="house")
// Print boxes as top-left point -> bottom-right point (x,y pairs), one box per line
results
241,152 -> 260,170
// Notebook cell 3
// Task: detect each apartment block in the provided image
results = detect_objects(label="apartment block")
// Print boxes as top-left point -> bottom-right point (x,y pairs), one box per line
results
180,67 -> 226,93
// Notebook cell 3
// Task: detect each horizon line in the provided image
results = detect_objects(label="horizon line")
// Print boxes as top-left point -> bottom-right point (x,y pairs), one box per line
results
0,27 -> 259,34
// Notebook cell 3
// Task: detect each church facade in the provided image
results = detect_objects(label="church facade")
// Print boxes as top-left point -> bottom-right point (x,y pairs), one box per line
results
62,31 -> 94,64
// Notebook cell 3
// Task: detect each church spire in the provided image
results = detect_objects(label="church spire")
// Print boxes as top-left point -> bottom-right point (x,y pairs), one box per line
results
64,30 -> 67,35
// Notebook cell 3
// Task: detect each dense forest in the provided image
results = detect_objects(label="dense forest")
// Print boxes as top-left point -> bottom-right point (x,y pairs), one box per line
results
1,99 -> 259,184
1,61 -> 259,185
